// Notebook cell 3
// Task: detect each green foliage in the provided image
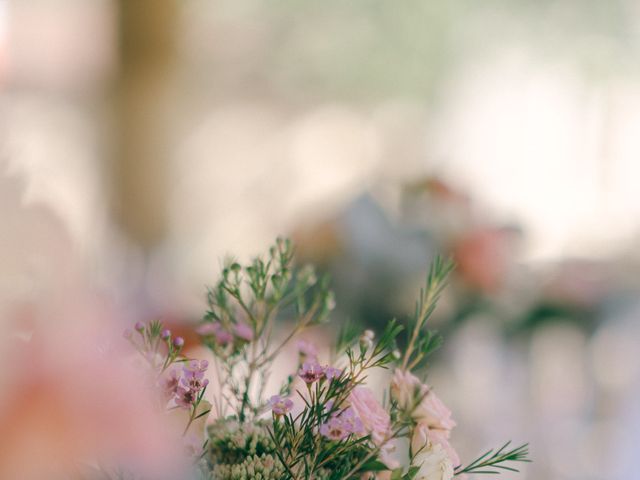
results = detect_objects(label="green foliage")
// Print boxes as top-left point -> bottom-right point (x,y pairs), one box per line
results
201,237 -> 334,422
401,255 -> 454,371
455,442 -> 530,476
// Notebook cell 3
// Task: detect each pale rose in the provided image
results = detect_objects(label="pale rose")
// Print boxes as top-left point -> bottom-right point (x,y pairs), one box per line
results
348,387 -> 391,446
412,442 -> 454,480
411,423 -> 460,468
413,387 -> 456,431
379,442 -> 400,470
391,370 -> 456,431
390,369 -> 421,410
411,422 -> 430,455
427,428 -> 460,468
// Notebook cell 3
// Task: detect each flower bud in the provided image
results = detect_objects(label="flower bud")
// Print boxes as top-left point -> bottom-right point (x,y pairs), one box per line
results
134,321 -> 145,332
161,329 -> 171,340
359,330 -> 374,350
173,336 -> 184,349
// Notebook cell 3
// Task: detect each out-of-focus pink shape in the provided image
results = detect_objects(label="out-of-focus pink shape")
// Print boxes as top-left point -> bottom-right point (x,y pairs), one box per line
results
453,227 -> 518,293
0,297 -> 190,480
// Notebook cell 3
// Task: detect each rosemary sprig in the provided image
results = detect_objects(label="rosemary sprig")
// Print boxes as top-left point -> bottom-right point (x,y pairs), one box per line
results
455,441 -> 530,475
401,255 -> 454,371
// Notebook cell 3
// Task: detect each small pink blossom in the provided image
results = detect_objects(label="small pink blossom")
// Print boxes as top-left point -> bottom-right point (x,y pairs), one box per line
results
182,375 -> 209,393
320,415 -> 352,441
234,322 -> 254,341
183,360 -> 208,380
298,361 -> 325,384
160,368 -> 181,400
348,387 -> 391,446
339,407 -> 365,435
268,395 -> 294,415
175,386 -> 197,409
325,366 -> 342,381
320,408 -> 365,441
180,360 -> 209,393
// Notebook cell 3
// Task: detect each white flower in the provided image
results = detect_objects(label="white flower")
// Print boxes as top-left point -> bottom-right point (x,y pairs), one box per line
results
412,442 -> 454,480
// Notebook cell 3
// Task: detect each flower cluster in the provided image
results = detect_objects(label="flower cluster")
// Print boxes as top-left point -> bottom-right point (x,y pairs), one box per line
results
173,360 -> 210,409
124,320 -> 211,458
120,239 -> 528,480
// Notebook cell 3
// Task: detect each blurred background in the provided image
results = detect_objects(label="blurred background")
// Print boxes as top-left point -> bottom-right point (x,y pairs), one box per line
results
1,0 -> 640,479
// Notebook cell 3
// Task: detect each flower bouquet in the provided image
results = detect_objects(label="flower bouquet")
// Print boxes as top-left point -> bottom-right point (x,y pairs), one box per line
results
124,238 -> 529,480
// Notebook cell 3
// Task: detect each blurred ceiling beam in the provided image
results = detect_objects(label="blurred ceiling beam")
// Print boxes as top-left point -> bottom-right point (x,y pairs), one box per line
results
113,0 -> 178,249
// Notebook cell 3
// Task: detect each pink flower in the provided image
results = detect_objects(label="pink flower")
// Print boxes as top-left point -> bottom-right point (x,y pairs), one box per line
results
413,388 -> 456,431
390,369 -> 421,410
391,370 -> 455,431
320,415 -> 362,441
175,387 -> 197,409
411,423 -> 459,476
325,366 -> 342,381
182,375 -> 209,393
394,370 -> 459,469
339,407 -> 365,435
348,387 -> 391,446
170,360 -> 209,404
320,408 -> 366,441
234,322 -> 254,341
183,359 -> 208,380
298,361 -> 325,384
427,428 -> 460,468
320,416 -> 350,441
296,339 -> 318,361
160,367 -> 181,400
268,395 -> 294,416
